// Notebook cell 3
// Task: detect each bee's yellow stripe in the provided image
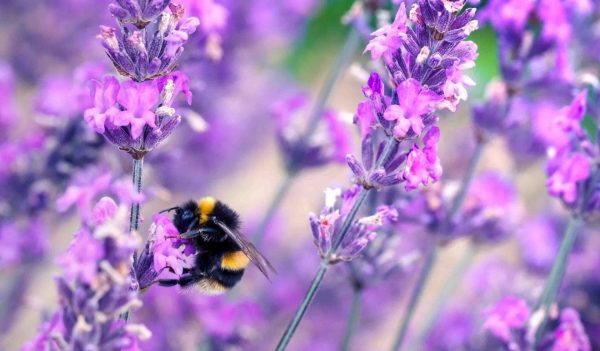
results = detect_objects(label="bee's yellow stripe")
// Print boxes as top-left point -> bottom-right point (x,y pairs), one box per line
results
221,251 -> 249,271
198,196 -> 216,224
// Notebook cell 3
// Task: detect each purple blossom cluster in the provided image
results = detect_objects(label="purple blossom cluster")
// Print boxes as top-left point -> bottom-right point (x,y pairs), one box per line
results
84,1 -> 199,157
23,197 -> 148,351
350,0 -> 478,191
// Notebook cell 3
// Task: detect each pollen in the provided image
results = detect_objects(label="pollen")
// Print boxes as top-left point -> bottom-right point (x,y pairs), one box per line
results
221,251 -> 250,271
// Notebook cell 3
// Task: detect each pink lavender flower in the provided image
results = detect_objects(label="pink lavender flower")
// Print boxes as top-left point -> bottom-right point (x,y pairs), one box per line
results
402,127 -> 442,191
552,308 -> 591,351
483,296 -> 530,344
84,76 -> 121,134
84,72 -> 190,156
545,90 -> 598,210
115,80 -> 160,139
383,79 -> 441,139
364,3 -> 408,60
151,214 -> 196,276
547,152 -> 591,204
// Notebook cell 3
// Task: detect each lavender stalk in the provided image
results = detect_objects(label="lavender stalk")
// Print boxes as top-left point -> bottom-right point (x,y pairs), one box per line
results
129,158 -> 144,232
341,285 -> 364,351
531,217 -> 582,346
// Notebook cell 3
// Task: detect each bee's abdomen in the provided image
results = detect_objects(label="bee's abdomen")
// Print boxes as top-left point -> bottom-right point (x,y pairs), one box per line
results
210,268 -> 244,290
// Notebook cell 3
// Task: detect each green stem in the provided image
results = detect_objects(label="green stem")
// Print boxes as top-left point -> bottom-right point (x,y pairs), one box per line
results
390,246 -> 438,351
532,217 -> 581,346
410,243 -> 476,348
341,287 -> 363,351
251,172 -> 296,245
129,158 -> 143,232
120,157 -> 144,322
275,263 -> 330,351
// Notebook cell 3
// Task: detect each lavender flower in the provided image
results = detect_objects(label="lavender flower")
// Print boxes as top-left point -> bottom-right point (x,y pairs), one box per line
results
544,90 -> 599,217
133,213 -> 196,290
350,0 -> 479,191
309,187 -> 382,263
100,3 -> 199,81
483,296 -> 530,347
24,197 -> 150,350
552,308 -> 591,351
272,93 -> 352,172
84,72 -> 190,157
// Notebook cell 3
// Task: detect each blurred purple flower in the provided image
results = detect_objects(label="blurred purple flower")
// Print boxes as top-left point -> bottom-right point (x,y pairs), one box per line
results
552,308 -> 591,351
517,216 -> 561,273
272,93 -> 352,171
544,90 -> 597,210
56,228 -> 105,283
25,196 -> 148,350
0,60 -> 17,130
483,296 -> 530,344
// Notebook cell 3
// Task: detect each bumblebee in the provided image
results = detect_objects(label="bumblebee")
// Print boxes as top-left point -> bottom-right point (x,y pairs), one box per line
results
158,197 -> 275,294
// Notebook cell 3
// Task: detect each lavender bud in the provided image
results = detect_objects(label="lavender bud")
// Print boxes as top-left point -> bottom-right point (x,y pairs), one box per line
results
346,154 -> 367,181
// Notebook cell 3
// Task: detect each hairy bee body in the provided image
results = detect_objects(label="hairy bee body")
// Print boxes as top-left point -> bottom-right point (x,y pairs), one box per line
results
160,197 -> 268,294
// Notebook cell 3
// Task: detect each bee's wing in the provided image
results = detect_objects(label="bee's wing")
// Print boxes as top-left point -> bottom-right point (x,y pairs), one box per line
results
212,218 -> 276,281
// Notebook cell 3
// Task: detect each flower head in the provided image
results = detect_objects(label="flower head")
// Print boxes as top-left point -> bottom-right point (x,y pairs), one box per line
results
84,72 -> 190,156
552,308 -> 591,351
309,186 -> 381,263
483,296 -> 530,344
272,93 -> 351,171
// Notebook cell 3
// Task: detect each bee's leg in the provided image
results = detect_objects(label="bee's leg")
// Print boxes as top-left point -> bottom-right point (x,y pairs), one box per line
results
157,279 -> 180,287
180,227 -> 217,239
159,206 -> 180,214
158,274 -> 202,287
186,218 -> 199,232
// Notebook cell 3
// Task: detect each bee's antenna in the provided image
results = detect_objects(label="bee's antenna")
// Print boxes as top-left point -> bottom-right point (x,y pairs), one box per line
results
160,206 -> 180,214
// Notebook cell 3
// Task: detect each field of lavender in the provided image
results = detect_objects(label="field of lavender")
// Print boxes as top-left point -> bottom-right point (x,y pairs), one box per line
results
1,0 -> 599,350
